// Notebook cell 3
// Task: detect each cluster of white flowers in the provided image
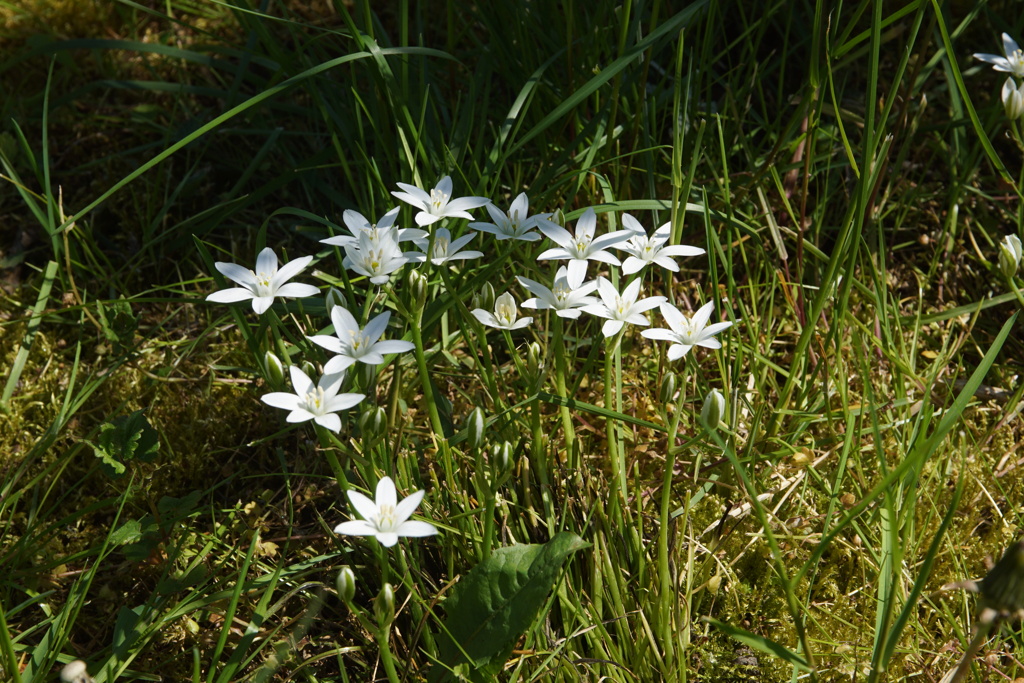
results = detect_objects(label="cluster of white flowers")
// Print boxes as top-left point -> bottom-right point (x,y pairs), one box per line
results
205,174 -> 737,547
975,33 -> 1024,120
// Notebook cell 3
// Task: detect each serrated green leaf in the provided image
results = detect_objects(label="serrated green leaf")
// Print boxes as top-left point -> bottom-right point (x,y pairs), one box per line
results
431,532 -> 589,681
110,519 -> 143,546
93,410 -> 160,478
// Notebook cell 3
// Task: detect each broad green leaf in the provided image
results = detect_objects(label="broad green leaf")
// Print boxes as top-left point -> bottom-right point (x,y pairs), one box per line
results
431,532 -> 589,681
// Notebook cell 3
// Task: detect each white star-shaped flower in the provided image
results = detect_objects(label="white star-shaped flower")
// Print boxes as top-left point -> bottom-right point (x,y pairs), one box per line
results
469,192 -> 548,241
392,176 -> 490,227
308,307 -> 414,373
261,366 -> 365,433
581,277 -> 666,337
536,208 -> 631,288
342,227 -> 424,285
320,206 -> 426,248
206,247 -> 319,314
413,227 -> 484,265
641,301 -> 734,360
472,291 -> 532,330
517,266 -> 599,319
974,33 -> 1024,78
334,476 -> 439,547
618,213 -> 705,275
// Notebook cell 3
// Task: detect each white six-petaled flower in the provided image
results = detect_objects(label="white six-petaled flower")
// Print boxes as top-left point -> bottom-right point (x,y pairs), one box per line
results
618,213 -> 705,275
641,301 -> 734,360
469,192 -> 548,241
581,277 -> 666,337
517,265 -> 599,319
334,476 -> 438,547
536,208 -> 632,289
342,227 -> 424,285
321,206 -> 427,249
308,307 -> 415,373
413,227 -> 484,265
261,365 -> 365,433
392,176 -> 490,227
206,247 -> 319,314
974,33 -> 1024,78
472,291 -> 532,330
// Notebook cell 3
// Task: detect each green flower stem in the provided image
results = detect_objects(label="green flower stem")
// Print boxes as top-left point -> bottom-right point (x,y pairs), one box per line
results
604,329 -> 628,516
396,545 -> 437,653
1007,275 -> 1024,309
315,425 -> 350,493
656,392 -> 688,659
551,315 -> 577,458
408,305 -> 456,485
375,624 -> 401,683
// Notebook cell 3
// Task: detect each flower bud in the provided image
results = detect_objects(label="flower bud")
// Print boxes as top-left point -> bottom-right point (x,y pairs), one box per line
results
550,208 -> 566,228
1000,234 -> 1022,279
325,287 -> 346,317
466,407 -> 486,449
264,350 -> 286,389
526,342 -> 543,381
659,372 -> 678,404
700,388 -> 725,431
375,582 -> 395,627
336,566 -> 356,603
1004,77 -> 1024,120
406,269 -> 428,313
359,405 -> 388,444
474,282 -> 495,313
61,660 -> 94,683
300,360 -> 317,380
493,440 -> 514,476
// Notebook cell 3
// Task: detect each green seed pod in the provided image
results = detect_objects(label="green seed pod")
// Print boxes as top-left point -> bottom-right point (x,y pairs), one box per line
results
466,407 -> 486,450
336,566 -> 356,604
375,582 -> 395,627
659,372 -> 678,404
701,388 -> 725,432
264,350 -> 286,389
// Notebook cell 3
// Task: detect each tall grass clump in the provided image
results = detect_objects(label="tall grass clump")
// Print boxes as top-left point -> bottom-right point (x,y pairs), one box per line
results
2,0 -> 1024,681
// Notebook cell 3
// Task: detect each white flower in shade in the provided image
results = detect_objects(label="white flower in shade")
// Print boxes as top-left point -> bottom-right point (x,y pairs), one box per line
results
618,213 -> 705,275
413,227 -> 484,265
321,206 -> 427,248
343,227 -> 424,285
308,307 -> 414,373
1004,77 -> 1024,120
581,277 -> 666,337
334,476 -> 438,547
206,247 -> 319,315
261,366 -> 365,433
472,291 -> 532,330
469,192 -> 548,241
517,266 -> 599,319
641,301 -> 734,360
392,176 -> 490,227
536,208 -> 631,288
974,33 -> 1024,78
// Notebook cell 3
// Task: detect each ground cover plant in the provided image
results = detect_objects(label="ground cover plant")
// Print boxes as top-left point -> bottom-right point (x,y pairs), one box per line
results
4,0 -> 1024,681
